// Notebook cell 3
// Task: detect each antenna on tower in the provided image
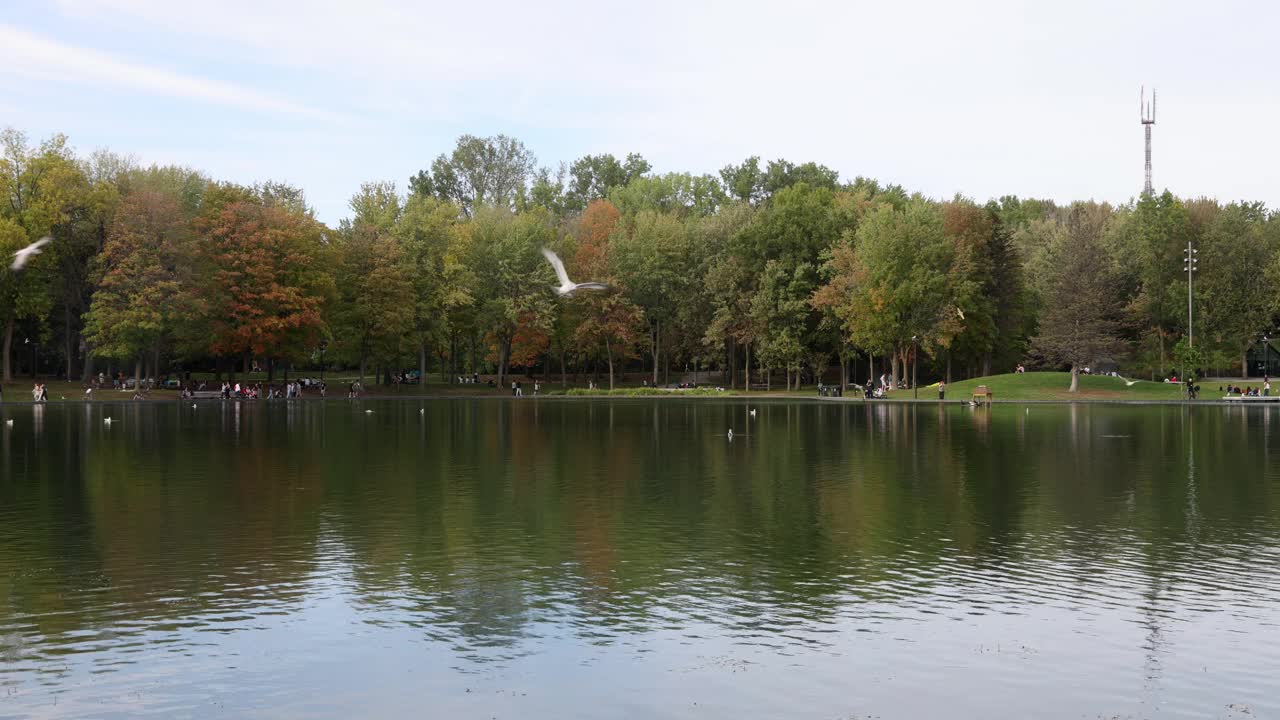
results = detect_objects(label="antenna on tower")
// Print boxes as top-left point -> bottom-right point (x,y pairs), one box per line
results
1140,86 -> 1156,196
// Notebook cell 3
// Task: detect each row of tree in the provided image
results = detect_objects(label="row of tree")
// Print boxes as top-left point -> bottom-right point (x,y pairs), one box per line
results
3,128 -> 1278,390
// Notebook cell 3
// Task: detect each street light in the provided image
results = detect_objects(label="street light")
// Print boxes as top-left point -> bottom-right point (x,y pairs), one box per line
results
1260,332 -> 1272,380
1182,242 -> 1198,349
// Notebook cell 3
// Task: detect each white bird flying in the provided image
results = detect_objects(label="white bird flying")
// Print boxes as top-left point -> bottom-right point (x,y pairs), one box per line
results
727,428 -> 734,440
956,307 -> 965,320
11,237 -> 51,271
103,417 -> 112,424
5,419 -> 12,427
749,408 -> 756,418
540,248 -> 609,297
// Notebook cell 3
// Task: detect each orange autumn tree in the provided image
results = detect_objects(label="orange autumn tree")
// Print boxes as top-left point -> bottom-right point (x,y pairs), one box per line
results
190,200 -> 333,374
487,311 -> 550,377
571,200 -> 644,389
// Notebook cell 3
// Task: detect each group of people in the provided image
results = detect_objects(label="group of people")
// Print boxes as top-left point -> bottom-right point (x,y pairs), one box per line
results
510,381 -> 539,397
217,380 -> 321,400
30,383 -> 49,402
1222,381 -> 1270,397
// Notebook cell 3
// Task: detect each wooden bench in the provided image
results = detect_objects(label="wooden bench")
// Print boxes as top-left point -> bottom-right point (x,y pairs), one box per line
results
971,385 -> 993,404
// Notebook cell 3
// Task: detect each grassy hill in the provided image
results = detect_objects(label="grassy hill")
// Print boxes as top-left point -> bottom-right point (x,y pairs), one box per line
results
884,372 -> 1208,401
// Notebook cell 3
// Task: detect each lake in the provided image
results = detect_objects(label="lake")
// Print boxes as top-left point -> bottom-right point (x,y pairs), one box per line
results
1,399 -> 1278,719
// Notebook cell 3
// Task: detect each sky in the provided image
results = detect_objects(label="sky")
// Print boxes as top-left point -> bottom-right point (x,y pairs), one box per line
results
1,0 -> 1277,226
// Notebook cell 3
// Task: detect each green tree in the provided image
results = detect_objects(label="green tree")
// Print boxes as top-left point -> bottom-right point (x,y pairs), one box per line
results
395,194 -> 470,381
466,208 -> 556,386
1121,192 -> 1192,375
1030,204 -> 1127,392
84,191 -> 187,387
566,153 -> 650,211
1202,202 -> 1279,377
812,199 -> 953,388
411,134 -> 536,215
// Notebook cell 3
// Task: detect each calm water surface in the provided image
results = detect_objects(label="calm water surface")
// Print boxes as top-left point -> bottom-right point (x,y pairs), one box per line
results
1,399 -> 1278,719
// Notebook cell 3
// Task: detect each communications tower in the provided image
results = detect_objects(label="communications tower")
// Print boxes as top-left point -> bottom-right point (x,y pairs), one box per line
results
1141,86 -> 1156,196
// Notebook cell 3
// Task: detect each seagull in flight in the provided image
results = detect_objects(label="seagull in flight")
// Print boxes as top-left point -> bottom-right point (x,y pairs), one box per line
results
540,248 -> 609,297
10,237 -> 50,271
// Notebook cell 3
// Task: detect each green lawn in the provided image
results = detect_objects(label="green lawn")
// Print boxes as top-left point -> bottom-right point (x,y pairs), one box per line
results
883,371 -> 1242,401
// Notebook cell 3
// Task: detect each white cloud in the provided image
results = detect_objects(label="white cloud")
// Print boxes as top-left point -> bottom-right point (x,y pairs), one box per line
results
0,24 -> 335,120
7,0 -> 1280,224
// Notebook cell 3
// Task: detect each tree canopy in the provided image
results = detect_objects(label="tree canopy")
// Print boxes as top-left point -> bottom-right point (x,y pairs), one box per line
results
5,123 -> 1279,390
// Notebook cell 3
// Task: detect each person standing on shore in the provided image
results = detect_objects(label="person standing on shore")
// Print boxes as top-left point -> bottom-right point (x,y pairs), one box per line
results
938,380 -> 946,401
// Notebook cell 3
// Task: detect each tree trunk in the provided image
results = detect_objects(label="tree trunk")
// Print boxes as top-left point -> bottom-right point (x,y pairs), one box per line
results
134,357 -> 143,393
497,336 -> 511,387
2,311 -> 13,383
727,338 -> 734,388
267,357 -> 275,382
1242,350 -> 1249,380
651,320 -> 660,386
947,352 -> 953,384
64,305 -> 75,381
419,343 -> 427,387
83,350 -> 95,384
359,354 -> 367,385
1069,364 -> 1079,392
1158,328 -> 1165,378
745,342 -> 751,393
559,347 -> 567,386
840,356 -> 848,393
606,337 -> 615,390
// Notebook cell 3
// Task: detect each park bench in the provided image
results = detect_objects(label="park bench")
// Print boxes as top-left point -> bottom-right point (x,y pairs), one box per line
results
971,385 -> 993,404
192,390 -> 223,400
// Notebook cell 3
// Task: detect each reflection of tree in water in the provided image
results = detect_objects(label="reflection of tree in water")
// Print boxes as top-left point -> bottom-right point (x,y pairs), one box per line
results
2,400 -> 1279,668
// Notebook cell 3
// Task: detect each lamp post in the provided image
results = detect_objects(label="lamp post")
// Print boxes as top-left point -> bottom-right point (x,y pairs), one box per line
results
1260,333 -> 1271,380
1182,242 -> 1198,349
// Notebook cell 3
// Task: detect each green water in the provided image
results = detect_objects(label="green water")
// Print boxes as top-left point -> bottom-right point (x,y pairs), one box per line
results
1,399 -> 1278,718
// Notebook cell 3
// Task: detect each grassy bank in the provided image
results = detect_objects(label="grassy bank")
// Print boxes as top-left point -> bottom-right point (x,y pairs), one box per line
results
4,372 -> 1267,403
883,372 -> 1266,401
562,386 -> 736,397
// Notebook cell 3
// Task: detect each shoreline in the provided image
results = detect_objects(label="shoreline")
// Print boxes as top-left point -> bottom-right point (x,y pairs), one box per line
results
0,393 -> 1267,407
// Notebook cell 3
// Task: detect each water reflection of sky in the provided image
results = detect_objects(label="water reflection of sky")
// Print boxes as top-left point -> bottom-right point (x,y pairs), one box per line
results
1,400 -> 1278,718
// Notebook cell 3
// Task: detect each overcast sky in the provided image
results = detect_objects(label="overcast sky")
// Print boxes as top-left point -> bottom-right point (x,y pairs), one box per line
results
2,0 -> 1276,225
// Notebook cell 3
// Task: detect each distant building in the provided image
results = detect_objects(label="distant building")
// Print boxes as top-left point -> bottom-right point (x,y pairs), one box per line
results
1245,339 -> 1280,378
